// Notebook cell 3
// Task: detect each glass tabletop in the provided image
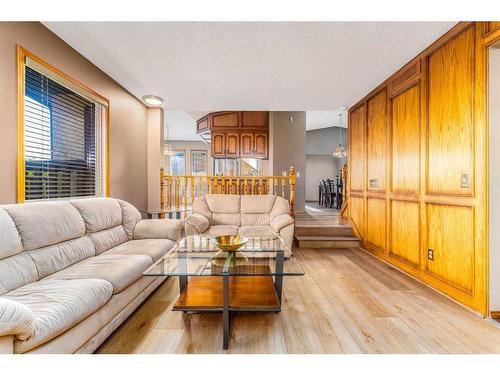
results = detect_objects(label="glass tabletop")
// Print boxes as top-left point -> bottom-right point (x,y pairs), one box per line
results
143,235 -> 305,277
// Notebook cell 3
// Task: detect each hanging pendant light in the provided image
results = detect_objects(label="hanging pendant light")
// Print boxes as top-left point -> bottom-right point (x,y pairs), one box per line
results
332,111 -> 347,158
164,125 -> 175,156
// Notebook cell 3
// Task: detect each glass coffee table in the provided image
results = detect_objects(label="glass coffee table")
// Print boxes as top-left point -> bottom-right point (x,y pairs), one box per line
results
143,235 -> 305,349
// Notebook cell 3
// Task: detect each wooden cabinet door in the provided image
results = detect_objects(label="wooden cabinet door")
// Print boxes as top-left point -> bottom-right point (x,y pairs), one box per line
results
254,132 -> 268,158
212,132 -> 226,157
241,111 -> 269,128
211,112 -> 240,129
225,133 -> 240,157
240,133 -> 254,157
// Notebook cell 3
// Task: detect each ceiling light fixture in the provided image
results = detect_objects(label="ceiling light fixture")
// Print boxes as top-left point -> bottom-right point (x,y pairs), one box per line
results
332,108 -> 348,159
142,95 -> 164,106
164,125 -> 175,156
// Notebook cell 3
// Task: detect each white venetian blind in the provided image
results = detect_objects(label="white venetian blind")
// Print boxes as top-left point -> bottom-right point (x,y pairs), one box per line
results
24,65 -> 107,200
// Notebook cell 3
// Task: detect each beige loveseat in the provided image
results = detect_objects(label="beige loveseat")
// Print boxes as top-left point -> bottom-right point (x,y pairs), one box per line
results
0,197 -> 182,354
185,194 -> 294,257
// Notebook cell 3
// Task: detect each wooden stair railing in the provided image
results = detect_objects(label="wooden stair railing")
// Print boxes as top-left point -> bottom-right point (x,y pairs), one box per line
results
160,166 -> 296,219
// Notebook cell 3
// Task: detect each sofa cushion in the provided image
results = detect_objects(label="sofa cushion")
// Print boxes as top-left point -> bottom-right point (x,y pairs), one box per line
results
118,200 -> 142,239
240,213 -> 271,226
3,278 -> 113,353
238,226 -> 275,238
0,208 -> 23,259
88,225 -> 129,255
103,239 -> 175,262
205,195 -> 240,213
211,212 -> 241,226
45,254 -> 153,294
28,236 -> 96,279
0,298 -> 35,341
0,253 -> 38,295
4,202 -> 85,251
240,195 -> 276,214
202,225 -> 238,236
70,198 -> 123,233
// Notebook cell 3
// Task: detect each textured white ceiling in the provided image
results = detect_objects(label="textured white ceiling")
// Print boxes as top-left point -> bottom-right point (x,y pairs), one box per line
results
306,111 -> 347,130
164,111 -> 200,141
43,22 -> 455,111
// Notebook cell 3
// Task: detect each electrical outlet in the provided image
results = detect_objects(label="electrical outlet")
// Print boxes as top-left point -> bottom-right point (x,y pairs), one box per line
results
460,173 -> 470,188
369,178 -> 379,188
427,248 -> 434,261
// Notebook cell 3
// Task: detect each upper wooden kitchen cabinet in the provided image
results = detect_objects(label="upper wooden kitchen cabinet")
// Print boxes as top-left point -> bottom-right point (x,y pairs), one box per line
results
241,111 -> 269,128
211,111 -> 240,129
211,132 -> 226,157
198,111 -> 269,159
225,133 -> 240,157
240,133 -> 254,157
239,132 -> 268,158
254,133 -> 268,158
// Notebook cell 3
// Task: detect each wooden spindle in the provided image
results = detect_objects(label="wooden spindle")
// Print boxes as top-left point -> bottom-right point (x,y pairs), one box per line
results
160,168 -> 165,218
168,176 -> 173,212
175,176 -> 181,217
289,166 -> 296,218
274,177 -> 278,196
183,176 -> 188,219
191,176 -> 195,204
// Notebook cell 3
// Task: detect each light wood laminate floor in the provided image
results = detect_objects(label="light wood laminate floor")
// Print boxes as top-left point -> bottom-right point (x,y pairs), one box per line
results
97,247 -> 500,354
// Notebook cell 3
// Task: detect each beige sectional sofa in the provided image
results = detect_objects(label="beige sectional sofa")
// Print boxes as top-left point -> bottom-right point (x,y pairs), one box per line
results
0,197 -> 182,354
185,194 -> 294,257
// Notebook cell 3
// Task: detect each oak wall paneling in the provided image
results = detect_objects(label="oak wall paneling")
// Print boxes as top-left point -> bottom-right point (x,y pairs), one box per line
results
426,203 -> 474,293
390,200 -> 420,267
426,26 -> 475,196
391,84 -> 420,194
348,22 -> 492,315
349,104 -> 366,192
366,197 -> 386,250
367,90 -> 387,192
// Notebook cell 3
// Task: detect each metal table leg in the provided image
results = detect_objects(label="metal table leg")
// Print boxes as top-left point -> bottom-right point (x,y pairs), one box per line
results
223,274 -> 231,349
274,250 -> 284,305
179,251 -> 188,293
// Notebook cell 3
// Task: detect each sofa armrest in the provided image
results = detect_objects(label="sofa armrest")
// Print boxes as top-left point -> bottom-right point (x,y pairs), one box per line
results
185,213 -> 210,235
0,298 -> 35,341
270,213 -> 294,233
133,219 -> 183,241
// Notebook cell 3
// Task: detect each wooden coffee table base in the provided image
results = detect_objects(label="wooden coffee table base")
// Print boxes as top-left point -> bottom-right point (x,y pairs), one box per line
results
173,276 -> 282,349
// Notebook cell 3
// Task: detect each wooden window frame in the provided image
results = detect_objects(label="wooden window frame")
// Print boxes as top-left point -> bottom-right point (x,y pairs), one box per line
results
17,46 -> 110,202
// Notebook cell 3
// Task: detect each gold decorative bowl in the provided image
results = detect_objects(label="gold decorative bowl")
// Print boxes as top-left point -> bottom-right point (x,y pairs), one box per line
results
213,235 -> 248,252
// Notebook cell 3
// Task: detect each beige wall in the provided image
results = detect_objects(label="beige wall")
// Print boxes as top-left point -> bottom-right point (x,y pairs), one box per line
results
305,155 -> 337,202
271,111 -> 306,211
0,22 -> 149,209
147,108 -> 164,211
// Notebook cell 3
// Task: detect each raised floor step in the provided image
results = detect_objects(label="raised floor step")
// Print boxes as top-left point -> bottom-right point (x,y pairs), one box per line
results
295,235 -> 360,249
294,224 -> 355,237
